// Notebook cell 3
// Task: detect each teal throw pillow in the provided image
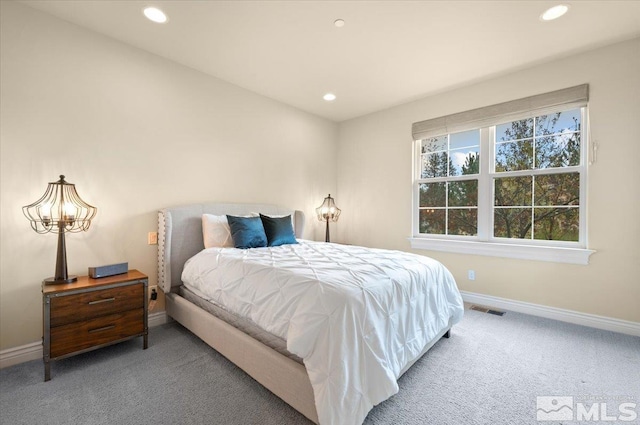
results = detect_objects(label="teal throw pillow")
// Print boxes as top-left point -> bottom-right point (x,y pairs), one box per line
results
226,215 -> 268,249
260,214 -> 298,247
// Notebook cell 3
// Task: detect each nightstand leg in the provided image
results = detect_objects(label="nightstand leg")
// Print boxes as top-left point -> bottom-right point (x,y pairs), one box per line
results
43,294 -> 52,381
143,279 -> 149,350
44,359 -> 51,382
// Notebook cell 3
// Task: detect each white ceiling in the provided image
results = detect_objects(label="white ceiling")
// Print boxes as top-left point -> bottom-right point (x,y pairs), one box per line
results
20,1 -> 640,122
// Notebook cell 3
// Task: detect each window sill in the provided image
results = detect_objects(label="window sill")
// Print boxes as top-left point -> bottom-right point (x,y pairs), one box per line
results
409,237 -> 595,265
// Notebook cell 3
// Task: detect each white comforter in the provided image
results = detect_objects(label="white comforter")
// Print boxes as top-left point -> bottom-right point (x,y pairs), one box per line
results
182,240 -> 464,425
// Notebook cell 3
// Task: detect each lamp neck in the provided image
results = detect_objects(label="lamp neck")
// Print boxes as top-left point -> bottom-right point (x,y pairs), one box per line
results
325,218 -> 330,243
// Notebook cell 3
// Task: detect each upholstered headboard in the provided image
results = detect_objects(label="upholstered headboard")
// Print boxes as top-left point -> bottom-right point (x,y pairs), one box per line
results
157,203 -> 305,293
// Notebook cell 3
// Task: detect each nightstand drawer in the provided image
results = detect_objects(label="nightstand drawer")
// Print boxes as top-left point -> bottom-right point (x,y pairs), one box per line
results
50,282 -> 143,327
50,308 -> 144,358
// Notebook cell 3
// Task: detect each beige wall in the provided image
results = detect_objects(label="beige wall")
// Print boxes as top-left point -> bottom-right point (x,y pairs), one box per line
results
337,38 -> 640,323
0,2 -> 337,350
337,39 -> 640,322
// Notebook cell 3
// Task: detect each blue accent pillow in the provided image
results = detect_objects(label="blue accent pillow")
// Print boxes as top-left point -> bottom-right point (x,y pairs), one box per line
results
226,215 -> 267,249
260,214 -> 298,247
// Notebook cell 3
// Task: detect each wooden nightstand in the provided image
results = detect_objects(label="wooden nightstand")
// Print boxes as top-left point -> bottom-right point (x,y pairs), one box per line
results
42,269 -> 148,381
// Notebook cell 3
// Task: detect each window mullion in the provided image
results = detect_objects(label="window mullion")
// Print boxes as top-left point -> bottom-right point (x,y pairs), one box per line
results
477,127 -> 492,241
579,107 -> 589,246
413,140 -> 421,236
445,134 -> 450,235
531,176 -> 536,240
445,182 -> 449,235
531,116 -> 537,241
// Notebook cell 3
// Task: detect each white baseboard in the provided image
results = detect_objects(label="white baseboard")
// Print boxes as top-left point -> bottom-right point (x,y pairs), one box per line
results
0,311 -> 170,369
461,290 -> 640,337
149,311 -> 168,327
0,341 -> 42,369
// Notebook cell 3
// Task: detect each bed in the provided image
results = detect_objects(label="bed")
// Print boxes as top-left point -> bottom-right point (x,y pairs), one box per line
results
157,202 -> 464,425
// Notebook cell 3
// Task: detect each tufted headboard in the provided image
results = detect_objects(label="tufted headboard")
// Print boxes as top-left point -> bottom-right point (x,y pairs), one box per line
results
157,203 -> 305,293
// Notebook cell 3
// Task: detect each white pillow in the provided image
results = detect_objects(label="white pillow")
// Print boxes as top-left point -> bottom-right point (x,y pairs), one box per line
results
202,214 -> 233,248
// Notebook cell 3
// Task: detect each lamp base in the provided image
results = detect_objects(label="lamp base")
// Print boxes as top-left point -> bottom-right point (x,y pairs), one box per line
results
43,276 -> 78,285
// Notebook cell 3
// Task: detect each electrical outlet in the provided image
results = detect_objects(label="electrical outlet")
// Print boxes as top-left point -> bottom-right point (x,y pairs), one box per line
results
148,285 -> 158,301
468,270 -> 476,281
148,231 -> 158,245
148,285 -> 158,311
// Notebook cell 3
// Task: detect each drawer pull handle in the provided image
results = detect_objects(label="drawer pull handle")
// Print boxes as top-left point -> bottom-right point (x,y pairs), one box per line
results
88,325 -> 115,333
88,297 -> 116,305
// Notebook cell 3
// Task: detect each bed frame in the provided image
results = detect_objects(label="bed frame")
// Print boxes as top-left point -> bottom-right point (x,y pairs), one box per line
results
157,203 -> 452,424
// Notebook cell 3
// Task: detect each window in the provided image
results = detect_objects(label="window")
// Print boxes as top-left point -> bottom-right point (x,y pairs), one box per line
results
411,85 -> 594,264
418,130 -> 480,236
493,110 -> 581,242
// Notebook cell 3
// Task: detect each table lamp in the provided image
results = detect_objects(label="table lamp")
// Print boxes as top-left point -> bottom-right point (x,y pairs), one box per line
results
316,194 -> 341,243
22,175 -> 97,284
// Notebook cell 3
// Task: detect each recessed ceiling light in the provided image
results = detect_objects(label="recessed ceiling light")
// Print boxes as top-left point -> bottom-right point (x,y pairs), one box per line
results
334,19 -> 345,28
143,7 -> 168,24
541,4 -> 569,21
323,93 -> 337,102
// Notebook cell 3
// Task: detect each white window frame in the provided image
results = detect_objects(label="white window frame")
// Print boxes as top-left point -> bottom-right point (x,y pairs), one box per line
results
415,131 -> 481,237
410,105 -> 595,265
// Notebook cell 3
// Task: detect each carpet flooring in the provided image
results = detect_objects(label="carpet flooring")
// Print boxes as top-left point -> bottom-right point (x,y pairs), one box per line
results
1,309 -> 638,424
